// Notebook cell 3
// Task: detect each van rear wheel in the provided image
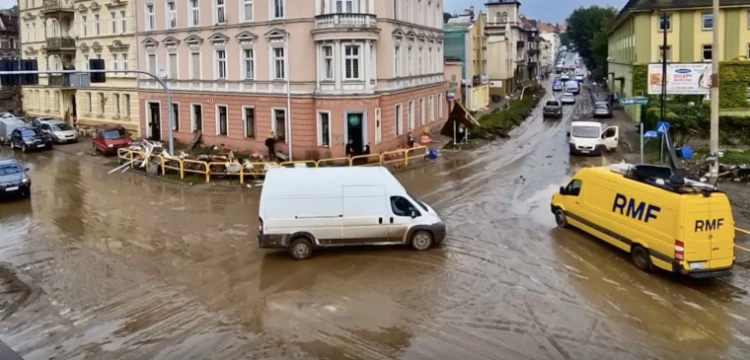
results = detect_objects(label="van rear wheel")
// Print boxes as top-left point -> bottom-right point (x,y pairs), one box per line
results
288,238 -> 313,260
411,230 -> 433,251
631,245 -> 652,272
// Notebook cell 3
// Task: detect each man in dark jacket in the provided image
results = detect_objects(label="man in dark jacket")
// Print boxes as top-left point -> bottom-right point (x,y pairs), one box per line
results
345,138 -> 355,157
407,131 -> 415,148
265,131 -> 276,161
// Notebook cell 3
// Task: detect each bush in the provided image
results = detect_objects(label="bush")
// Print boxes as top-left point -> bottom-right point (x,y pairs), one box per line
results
472,86 -> 546,139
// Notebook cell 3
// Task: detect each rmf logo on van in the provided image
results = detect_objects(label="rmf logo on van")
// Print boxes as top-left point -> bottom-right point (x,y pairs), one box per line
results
612,194 -> 660,223
695,218 -> 724,232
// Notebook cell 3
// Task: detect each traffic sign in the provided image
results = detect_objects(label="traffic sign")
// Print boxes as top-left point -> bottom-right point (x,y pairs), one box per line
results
656,121 -> 669,133
619,96 -> 649,105
644,130 -> 658,138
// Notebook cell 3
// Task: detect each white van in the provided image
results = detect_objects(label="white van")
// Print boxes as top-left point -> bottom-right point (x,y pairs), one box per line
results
258,167 -> 446,260
567,121 -> 619,156
565,80 -> 580,95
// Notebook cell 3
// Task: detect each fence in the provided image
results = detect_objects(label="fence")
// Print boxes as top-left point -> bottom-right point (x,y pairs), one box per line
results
117,146 -> 430,184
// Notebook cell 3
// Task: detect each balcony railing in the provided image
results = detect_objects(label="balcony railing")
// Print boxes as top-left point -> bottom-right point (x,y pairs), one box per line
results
42,0 -> 75,13
49,74 -> 90,88
314,13 -> 377,30
46,37 -> 76,51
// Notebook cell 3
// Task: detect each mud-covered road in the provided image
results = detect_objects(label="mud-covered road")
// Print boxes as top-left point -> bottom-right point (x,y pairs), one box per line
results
3,61 -> 750,359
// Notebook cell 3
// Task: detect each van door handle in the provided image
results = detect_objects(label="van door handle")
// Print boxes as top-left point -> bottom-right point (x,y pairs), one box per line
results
390,217 -> 394,223
575,201 -> 580,204
378,217 -> 383,224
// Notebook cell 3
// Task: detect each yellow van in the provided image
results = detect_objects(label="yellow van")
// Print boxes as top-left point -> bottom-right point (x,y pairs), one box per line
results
551,163 -> 735,278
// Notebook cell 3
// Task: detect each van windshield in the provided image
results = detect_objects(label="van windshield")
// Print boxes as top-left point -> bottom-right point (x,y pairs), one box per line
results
407,192 -> 428,211
572,126 -> 600,138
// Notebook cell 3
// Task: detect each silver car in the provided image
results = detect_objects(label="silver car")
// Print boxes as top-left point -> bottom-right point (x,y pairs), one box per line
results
561,93 -> 576,104
593,102 -> 613,118
38,120 -> 78,143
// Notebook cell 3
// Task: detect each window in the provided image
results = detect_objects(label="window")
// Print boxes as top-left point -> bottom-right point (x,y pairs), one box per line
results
167,2 -> 177,28
54,92 -> 60,111
169,53 -> 178,79
114,94 -> 120,117
395,104 -> 403,135
216,0 -> 226,24
243,0 -> 254,21
406,0 -> 410,21
148,54 -> 157,74
407,46 -> 413,75
124,94 -> 130,117
216,105 -> 228,135
658,45 -> 671,62
189,0 -> 200,26
94,14 -> 100,35
344,45 -> 360,80
322,45 -> 333,80
145,4 -> 154,30
86,93 -> 92,113
120,11 -> 126,32
317,111 -> 331,146
171,103 -> 180,131
407,101 -> 414,130
273,108 -> 287,141
659,13 -> 671,31
112,54 -> 119,73
272,0 -> 284,19
429,95 -> 434,121
243,49 -> 255,80
243,107 -> 255,138
419,98 -> 424,125
427,1 -> 431,26
98,93 -> 105,115
192,104 -> 203,132
80,15 -> 87,37
393,0 -> 399,19
416,0 -> 421,24
110,11 -> 118,34
417,47 -> 422,75
122,53 -> 128,72
191,52 -> 201,79
702,12 -> 713,30
215,49 -> 226,79
394,45 -> 401,77
44,91 -> 49,110
336,0 -> 353,12
273,47 -> 285,79
702,44 -> 712,61
563,179 -> 582,196
427,47 -> 432,73
390,196 -> 419,217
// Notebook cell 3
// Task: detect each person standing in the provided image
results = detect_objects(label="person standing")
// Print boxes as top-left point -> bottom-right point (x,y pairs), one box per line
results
265,131 -> 276,161
407,131 -> 415,148
345,138 -> 355,157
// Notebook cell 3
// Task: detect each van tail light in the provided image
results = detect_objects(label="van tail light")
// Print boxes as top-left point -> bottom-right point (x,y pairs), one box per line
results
258,217 -> 264,235
674,240 -> 685,261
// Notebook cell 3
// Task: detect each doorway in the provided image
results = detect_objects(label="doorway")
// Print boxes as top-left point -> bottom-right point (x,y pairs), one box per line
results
346,112 -> 364,154
148,102 -> 161,141
70,94 -> 77,126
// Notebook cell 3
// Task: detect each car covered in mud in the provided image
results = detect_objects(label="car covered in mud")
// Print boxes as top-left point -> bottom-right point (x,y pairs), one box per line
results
543,100 -> 563,118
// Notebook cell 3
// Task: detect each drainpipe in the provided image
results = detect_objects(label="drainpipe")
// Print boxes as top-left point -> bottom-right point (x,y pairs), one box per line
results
286,32 -> 292,160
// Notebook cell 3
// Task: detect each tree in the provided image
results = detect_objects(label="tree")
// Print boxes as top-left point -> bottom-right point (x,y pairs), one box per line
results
565,6 -> 617,76
560,32 -> 570,47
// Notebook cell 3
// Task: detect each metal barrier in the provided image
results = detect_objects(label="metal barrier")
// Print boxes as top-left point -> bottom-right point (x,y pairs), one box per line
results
279,160 -> 318,168
161,156 -> 183,176
245,162 -> 278,177
380,149 -> 407,167
350,154 -> 382,166
181,158 -> 210,183
404,146 -> 429,166
317,157 -> 350,167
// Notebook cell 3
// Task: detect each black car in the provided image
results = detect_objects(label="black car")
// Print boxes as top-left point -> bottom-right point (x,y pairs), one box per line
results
0,158 -> 31,198
9,127 -> 53,152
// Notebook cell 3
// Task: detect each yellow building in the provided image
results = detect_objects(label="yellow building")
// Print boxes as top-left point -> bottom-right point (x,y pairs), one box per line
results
444,10 -> 489,111
19,0 -> 139,134
608,0 -> 750,120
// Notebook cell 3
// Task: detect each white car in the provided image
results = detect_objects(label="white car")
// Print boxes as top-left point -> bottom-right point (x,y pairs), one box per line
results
561,93 -> 576,104
567,121 -> 619,156
37,120 -> 78,144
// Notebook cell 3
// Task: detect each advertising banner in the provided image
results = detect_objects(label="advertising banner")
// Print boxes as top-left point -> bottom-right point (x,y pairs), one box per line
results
647,63 -> 712,95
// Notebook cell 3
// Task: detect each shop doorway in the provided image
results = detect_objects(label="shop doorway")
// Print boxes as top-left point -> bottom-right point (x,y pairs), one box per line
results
148,102 -> 161,141
346,112 -> 364,154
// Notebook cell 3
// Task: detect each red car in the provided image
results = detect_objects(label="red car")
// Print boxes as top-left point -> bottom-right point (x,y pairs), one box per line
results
91,125 -> 132,156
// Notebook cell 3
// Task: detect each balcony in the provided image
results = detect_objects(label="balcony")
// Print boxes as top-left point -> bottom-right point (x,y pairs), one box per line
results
49,74 -> 90,88
42,0 -> 76,14
312,13 -> 378,41
46,37 -> 76,52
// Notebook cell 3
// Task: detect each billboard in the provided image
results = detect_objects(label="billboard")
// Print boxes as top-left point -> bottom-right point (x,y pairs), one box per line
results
647,63 -> 712,95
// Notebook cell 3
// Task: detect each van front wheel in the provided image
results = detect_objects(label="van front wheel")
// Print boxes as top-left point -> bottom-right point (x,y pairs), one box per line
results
554,208 -> 568,228
631,245 -> 652,272
411,230 -> 433,251
288,238 -> 313,260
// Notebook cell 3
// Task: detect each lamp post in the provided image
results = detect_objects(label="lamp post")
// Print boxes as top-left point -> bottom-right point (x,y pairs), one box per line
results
659,10 -> 668,164
709,0 -> 720,180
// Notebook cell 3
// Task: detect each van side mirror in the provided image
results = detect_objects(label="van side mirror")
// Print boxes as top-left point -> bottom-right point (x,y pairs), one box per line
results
566,131 -> 570,137
559,186 -> 566,194
410,210 -> 417,218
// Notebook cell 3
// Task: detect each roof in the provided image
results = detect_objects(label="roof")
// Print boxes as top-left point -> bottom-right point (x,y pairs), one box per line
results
262,167 -> 398,197
610,0 -> 748,33
571,120 -> 602,126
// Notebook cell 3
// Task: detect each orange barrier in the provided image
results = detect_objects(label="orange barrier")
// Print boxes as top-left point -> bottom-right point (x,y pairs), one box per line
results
350,154 -> 382,166
404,146 -> 429,166
182,158 -> 210,183
161,156 -> 182,176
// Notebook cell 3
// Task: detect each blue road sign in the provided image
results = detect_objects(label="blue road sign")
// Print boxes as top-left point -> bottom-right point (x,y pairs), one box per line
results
644,130 -> 658,138
656,121 -> 669,134
619,96 -> 649,105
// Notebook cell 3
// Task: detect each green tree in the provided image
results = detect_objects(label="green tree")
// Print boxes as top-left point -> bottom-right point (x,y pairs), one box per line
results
560,31 -> 570,47
565,6 -> 617,77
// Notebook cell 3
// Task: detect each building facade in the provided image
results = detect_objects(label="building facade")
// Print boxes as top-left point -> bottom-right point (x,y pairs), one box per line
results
18,0 -> 140,133
0,8 -> 20,112
484,0 -> 526,95
444,10 -> 488,112
608,0 -> 750,120
135,0 -> 447,159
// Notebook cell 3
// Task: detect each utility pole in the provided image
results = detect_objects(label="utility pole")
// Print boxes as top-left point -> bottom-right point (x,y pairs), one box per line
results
659,11 -> 668,164
709,0 -> 720,180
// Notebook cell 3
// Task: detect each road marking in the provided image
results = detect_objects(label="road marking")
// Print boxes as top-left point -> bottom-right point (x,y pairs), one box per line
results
735,244 -> 750,253
737,227 -> 750,236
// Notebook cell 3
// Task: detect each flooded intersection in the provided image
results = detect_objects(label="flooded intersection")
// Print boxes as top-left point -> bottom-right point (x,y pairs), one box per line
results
2,88 -> 750,359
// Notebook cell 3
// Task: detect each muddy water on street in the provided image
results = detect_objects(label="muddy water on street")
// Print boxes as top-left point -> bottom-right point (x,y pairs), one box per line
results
2,81 -> 750,359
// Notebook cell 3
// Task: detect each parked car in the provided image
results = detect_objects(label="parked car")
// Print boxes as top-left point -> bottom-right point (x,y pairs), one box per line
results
543,100 -> 563,118
0,157 -> 31,199
593,101 -> 613,118
92,125 -> 132,156
552,82 -> 563,91
9,127 -> 53,152
561,92 -> 576,104
31,117 -> 57,127
0,117 -> 28,145
38,120 -> 78,143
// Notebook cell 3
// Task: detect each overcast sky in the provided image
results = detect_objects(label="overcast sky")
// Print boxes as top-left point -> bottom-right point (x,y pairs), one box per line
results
0,0 -> 13,9
445,0 -> 627,23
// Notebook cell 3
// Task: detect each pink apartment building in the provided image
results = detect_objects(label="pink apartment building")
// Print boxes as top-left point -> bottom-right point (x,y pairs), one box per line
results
136,0 -> 447,159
